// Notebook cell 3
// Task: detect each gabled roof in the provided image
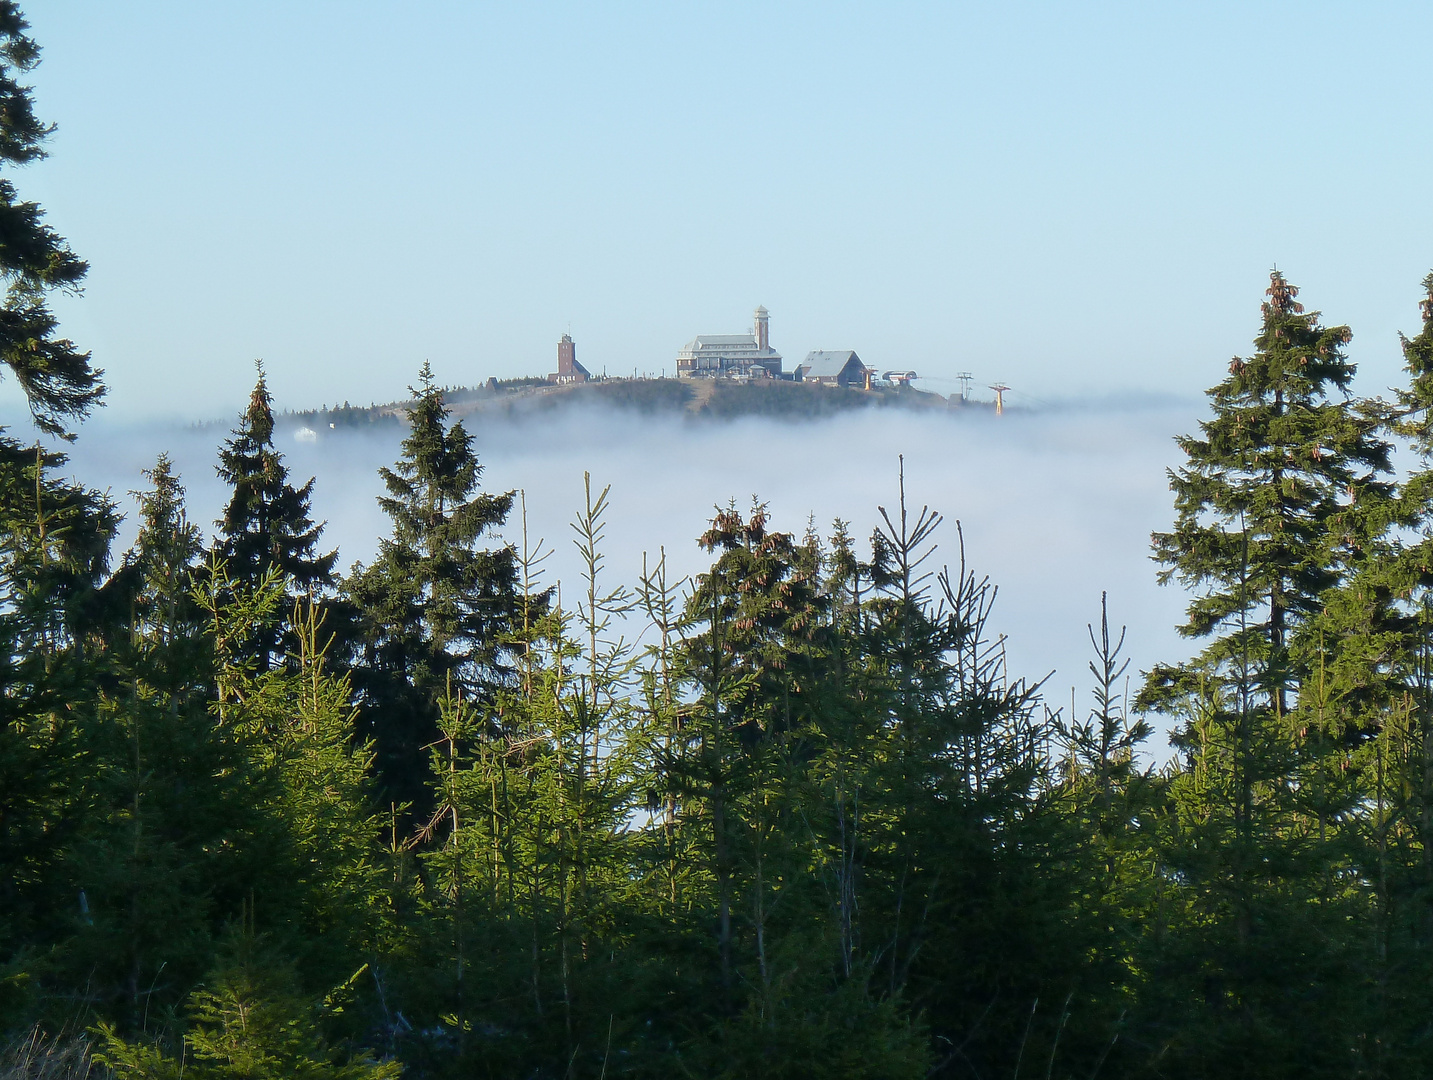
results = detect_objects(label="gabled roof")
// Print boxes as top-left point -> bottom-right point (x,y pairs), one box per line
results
689,334 -> 758,348
677,333 -> 782,362
799,350 -> 864,377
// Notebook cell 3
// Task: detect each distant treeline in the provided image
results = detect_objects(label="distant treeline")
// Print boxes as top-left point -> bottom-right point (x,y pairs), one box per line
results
282,375 -> 948,434
699,378 -> 939,419
10,4 -> 1433,1078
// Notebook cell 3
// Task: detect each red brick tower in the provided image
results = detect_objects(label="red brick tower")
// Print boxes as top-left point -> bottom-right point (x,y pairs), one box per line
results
755,306 -> 770,352
550,333 -> 589,384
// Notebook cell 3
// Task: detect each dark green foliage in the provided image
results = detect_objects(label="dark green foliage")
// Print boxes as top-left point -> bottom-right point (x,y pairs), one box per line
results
0,438 -> 118,1023
0,2 -> 109,1011
703,379 -> 874,419
508,377 -> 695,415
110,455 -> 208,691
215,370 -> 336,595
586,377 -> 693,412
289,403 -> 404,434
96,934 -> 399,1080
490,376 -> 549,391
1145,270 -> 1390,684
699,380 -> 944,420
1132,271 -> 1396,1074
214,367 -> 337,672
1396,271 -> 1433,444
1338,271 -> 1433,1076
345,362 -> 526,817
0,4 -> 100,439
288,377 -> 960,431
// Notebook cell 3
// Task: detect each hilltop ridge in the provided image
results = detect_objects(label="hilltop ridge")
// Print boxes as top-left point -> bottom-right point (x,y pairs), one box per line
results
278,374 -> 978,434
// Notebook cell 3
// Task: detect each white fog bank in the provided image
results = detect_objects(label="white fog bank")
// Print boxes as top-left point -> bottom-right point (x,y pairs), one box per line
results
46,401 -> 1201,745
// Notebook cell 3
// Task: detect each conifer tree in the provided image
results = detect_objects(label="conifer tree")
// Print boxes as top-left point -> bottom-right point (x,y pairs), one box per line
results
205,587 -> 389,988
0,441 -> 116,1013
0,3 -> 101,439
70,550 -> 380,1034
1342,270 -> 1433,1073
863,505 -> 1070,1075
65,470 -> 271,1027
1144,270 -> 1391,710
346,362 -> 524,815
0,1 -> 112,1023
1055,594 -> 1158,1069
215,365 -> 336,671
412,477 -> 641,1076
1138,270 -> 1392,1073
108,455 -> 208,695
96,934 -> 399,1080
676,501 -> 825,996
1397,272 -> 1433,433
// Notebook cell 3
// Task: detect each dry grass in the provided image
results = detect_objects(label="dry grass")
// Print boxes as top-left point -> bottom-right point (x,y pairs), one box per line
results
0,1030 -> 106,1080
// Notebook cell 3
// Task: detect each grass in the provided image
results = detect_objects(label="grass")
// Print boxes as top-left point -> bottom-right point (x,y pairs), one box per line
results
0,1030 -> 104,1080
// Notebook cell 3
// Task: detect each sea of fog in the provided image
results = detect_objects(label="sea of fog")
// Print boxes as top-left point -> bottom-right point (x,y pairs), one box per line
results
44,400 -> 1203,751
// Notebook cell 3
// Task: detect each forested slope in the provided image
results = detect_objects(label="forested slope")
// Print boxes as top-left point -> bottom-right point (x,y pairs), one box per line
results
284,375 -> 949,436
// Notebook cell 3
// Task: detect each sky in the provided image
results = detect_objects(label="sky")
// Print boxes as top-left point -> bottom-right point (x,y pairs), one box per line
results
11,2 -> 1433,419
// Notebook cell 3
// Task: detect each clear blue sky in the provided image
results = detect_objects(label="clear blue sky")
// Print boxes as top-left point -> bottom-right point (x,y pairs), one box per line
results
13,2 -> 1433,418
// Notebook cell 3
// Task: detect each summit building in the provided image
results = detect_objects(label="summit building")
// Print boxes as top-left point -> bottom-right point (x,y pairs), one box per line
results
675,306 -> 783,378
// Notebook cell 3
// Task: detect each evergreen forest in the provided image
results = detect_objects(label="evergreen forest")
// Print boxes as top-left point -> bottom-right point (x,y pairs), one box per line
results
9,6 -> 1433,1078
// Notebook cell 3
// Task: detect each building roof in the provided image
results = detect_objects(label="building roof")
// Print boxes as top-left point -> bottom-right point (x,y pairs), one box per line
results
799,350 -> 864,378
677,333 -> 782,361
688,334 -> 760,349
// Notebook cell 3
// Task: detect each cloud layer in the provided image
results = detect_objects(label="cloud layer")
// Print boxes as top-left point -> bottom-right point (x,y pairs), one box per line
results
53,400 -> 1200,748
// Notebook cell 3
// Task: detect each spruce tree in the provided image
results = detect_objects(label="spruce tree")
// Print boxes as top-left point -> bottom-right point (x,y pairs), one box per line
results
1346,270 -> 1433,1073
215,365 -> 336,670
0,3 -> 101,439
0,442 -> 117,1020
0,1 -> 112,1024
200,582 -> 389,992
1397,272 -> 1433,435
112,454 -> 208,692
96,933 -> 400,1080
1137,270 -> 1392,1073
860,498 -> 1070,1076
65,464 -> 276,1027
1144,270 -> 1391,710
676,501 -> 825,996
346,362 -> 523,816
413,478 -> 640,1076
